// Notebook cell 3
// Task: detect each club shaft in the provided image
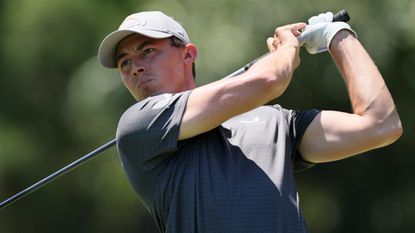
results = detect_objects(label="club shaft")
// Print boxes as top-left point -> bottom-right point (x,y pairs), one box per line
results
0,139 -> 117,209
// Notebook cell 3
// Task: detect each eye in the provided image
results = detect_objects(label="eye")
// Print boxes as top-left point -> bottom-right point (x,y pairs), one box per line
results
118,59 -> 131,70
142,48 -> 155,57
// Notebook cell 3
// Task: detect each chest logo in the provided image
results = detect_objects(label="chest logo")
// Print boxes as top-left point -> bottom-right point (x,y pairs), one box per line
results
239,116 -> 264,125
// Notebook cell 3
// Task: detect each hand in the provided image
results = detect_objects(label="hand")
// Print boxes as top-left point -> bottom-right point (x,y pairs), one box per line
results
298,12 -> 357,54
267,23 -> 306,68
267,23 -> 306,51
308,12 -> 333,24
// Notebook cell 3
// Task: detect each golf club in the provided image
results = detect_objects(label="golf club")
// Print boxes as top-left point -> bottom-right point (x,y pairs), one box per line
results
0,9 -> 350,209
0,139 -> 116,209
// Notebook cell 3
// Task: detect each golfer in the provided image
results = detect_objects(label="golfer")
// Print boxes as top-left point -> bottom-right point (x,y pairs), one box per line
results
98,11 -> 402,233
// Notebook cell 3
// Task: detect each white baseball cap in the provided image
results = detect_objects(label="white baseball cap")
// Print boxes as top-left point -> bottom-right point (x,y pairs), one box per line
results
98,11 -> 191,68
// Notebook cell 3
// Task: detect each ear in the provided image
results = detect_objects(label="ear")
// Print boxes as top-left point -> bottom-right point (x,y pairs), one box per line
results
184,43 -> 198,64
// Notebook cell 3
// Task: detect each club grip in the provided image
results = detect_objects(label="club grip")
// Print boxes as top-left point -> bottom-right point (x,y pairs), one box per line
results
333,9 -> 350,22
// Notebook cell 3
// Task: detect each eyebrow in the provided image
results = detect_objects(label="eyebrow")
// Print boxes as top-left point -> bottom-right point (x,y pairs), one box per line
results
115,40 -> 154,65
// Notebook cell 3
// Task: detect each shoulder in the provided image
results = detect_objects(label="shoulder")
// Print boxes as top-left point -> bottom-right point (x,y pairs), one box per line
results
117,91 -> 191,138
121,92 -> 190,122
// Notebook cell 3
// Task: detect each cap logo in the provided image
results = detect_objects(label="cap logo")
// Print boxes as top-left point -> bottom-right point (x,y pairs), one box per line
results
120,17 -> 147,29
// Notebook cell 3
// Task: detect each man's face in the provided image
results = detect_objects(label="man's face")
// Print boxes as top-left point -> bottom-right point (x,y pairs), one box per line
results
116,34 -> 193,101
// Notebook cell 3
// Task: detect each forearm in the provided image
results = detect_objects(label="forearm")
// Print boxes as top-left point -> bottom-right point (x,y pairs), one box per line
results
180,45 -> 298,140
298,18 -> 402,162
330,30 -> 402,141
179,23 -> 304,140
179,40 -> 298,139
246,45 -> 298,98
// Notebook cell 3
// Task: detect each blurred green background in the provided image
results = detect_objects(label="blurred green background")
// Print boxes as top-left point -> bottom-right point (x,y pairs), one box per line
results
0,0 -> 414,232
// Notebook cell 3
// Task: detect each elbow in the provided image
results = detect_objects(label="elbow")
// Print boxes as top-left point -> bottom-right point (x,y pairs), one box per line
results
257,71 -> 291,98
374,112 -> 403,147
387,117 -> 403,144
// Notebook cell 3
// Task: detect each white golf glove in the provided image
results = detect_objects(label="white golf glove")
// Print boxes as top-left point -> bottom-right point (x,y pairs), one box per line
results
298,12 -> 357,54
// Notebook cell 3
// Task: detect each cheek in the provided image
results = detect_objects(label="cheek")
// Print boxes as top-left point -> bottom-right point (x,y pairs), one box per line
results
119,73 -> 128,85
120,74 -> 136,90
161,58 -> 185,79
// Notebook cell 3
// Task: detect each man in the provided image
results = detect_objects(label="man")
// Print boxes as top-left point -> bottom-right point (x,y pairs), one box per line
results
98,11 -> 402,232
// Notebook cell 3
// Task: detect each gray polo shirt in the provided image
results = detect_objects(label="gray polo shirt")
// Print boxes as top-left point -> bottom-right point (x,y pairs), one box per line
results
116,90 -> 319,233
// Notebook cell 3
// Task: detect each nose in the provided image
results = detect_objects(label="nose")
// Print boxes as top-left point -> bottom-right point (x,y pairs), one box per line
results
132,58 -> 145,77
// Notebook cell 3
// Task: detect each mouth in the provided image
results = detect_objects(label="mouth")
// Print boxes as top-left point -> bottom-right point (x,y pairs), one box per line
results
138,78 -> 153,87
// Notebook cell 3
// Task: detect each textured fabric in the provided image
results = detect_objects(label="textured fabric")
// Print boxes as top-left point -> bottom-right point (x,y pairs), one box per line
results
116,90 -> 320,233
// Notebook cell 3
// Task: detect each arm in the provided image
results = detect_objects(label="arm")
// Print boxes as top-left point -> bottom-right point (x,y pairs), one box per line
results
178,23 -> 306,140
299,30 -> 403,163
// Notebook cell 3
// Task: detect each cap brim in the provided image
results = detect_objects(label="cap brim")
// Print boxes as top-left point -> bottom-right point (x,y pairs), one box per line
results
98,29 -> 171,68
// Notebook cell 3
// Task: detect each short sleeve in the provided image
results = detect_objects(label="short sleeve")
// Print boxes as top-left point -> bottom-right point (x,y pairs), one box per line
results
116,91 -> 191,171
280,106 -> 321,172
